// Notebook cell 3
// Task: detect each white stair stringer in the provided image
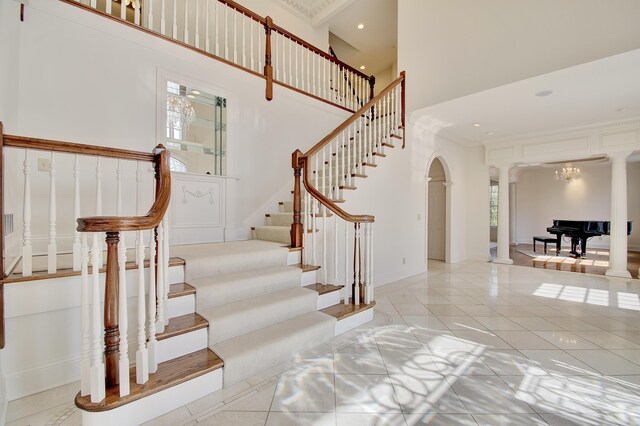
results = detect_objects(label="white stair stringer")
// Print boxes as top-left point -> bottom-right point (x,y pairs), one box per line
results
190,265 -> 302,310
202,287 -> 318,345
212,311 -> 336,386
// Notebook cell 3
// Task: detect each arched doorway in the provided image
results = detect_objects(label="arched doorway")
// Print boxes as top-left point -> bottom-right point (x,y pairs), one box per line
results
427,157 -> 448,262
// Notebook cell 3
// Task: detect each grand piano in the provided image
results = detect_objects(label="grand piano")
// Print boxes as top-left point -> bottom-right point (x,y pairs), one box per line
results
546,220 -> 632,258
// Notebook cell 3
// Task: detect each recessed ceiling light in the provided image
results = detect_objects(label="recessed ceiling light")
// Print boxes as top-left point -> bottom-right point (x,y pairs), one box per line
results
357,24 -> 364,29
535,90 -> 553,97
191,90 -> 201,95
360,65 -> 366,70
472,123 -> 480,127
186,94 -> 196,99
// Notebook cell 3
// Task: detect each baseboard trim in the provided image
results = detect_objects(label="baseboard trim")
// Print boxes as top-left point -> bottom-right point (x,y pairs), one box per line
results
5,354 -> 80,401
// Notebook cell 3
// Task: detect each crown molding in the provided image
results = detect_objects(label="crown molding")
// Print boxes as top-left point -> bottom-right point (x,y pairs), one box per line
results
482,116 -> 640,148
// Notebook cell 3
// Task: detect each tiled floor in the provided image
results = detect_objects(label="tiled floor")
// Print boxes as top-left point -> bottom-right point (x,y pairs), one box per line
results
7,260 -> 640,425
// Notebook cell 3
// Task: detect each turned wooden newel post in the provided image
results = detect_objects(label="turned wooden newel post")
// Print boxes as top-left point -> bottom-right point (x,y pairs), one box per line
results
290,150 -> 304,248
104,231 -> 120,388
400,71 -> 406,148
264,16 -> 274,101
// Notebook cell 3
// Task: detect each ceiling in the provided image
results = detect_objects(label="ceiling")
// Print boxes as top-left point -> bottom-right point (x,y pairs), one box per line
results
411,48 -> 640,146
273,0 -> 398,76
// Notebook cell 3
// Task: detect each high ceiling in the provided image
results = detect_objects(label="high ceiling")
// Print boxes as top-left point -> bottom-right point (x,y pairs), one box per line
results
273,0 -> 398,76
411,48 -> 640,146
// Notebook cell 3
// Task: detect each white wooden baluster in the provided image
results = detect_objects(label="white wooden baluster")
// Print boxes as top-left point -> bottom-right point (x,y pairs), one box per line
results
307,49 -> 311,93
346,124 -> 352,187
258,19 -> 262,70
333,210 -> 338,286
273,33 -> 279,81
312,54 -> 317,96
47,152 -> 57,274
195,0 -> 200,49
73,159 -> 81,271
172,0 -> 178,39
281,34 -> 286,83
288,39 -> 292,85
134,162 -> 142,265
80,234 -> 91,396
250,16 -> 255,70
354,223 -> 360,306
115,160 -> 130,396
344,220 -> 348,304
135,230 -> 149,384
340,132 -> 346,191
215,1 -> 220,56
241,14 -> 246,67
156,221 -> 166,333
358,117 -> 363,174
312,156 -> 318,267
295,43 -> 299,89
96,157 -> 103,268
363,223 -> 369,304
105,0 -> 111,15
90,232 -> 105,403
322,148 -> 327,285
183,1 -> 189,44
160,0 -> 166,34
328,138 -> 333,201
224,5 -> 229,59
204,0 -> 210,51
22,150 -> 33,277
90,0 -> 96,9
134,0 -> 140,25
233,10 -> 238,64
163,214 -> 170,325
118,234 -> 130,396
147,229 -> 158,373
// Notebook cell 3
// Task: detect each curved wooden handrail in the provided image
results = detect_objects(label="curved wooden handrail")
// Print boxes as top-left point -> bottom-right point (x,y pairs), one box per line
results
272,24 -> 370,81
297,72 -> 406,225
77,145 -> 171,232
304,72 -> 405,160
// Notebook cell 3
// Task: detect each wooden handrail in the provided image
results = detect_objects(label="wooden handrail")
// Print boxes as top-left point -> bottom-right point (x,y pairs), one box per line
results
77,145 -> 170,232
304,72 -> 405,159
3,134 -> 155,162
218,0 -> 266,24
328,46 -> 372,107
273,25 -> 369,80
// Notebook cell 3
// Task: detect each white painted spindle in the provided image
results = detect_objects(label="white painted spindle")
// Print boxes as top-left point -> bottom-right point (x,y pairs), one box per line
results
96,157 -> 103,268
370,222 -> 374,302
172,0 -> 177,39
241,15 -> 246,67
73,155 -> 81,271
47,152 -> 57,274
160,0 -> 166,34
134,162 -> 142,264
163,213 -> 170,325
195,0 -> 200,49
22,150 -> 32,276
147,228 -> 158,373
134,0 -> 141,25
224,5 -> 229,59
90,233 -> 105,403
156,220 -> 165,333
215,1 -> 219,55
344,220 -> 348,304
80,234 -> 91,396
183,1 -> 189,44
136,230 -> 149,384
354,223 -> 360,306
118,235 -> 130,396
205,0 -> 210,52
233,10 -> 237,64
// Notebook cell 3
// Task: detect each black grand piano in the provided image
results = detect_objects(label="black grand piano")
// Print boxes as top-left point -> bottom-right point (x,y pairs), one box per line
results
546,220 -> 632,258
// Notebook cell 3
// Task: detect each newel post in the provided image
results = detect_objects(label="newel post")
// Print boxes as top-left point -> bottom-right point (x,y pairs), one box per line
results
290,150 -> 303,248
104,231 -> 120,388
264,16 -> 274,101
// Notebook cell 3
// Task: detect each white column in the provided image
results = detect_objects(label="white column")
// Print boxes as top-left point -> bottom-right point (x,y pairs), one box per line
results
606,152 -> 632,278
493,164 -> 513,264
509,182 -> 517,245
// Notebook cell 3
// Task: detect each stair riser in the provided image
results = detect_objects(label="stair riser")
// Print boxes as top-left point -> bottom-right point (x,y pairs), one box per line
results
157,328 -> 208,363
335,307 -> 375,336
317,290 -> 341,310
300,270 -> 317,286
80,369 -> 222,426
287,250 -> 301,265
168,294 -> 196,319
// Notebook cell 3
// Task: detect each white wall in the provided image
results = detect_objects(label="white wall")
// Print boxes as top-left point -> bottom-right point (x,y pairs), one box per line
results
515,162 -> 640,251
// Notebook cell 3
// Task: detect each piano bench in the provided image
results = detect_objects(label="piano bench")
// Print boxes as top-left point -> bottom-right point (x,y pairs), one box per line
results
533,236 -> 557,255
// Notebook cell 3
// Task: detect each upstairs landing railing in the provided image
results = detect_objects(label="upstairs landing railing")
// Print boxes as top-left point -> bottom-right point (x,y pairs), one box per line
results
290,72 -> 406,306
0,123 -> 173,402
62,0 -> 374,111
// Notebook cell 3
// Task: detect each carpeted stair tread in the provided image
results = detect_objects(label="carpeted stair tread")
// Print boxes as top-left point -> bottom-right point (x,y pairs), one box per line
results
266,212 -> 294,226
171,240 -> 288,281
279,200 -> 293,212
212,311 -> 336,385
254,226 -> 290,245
201,287 -> 318,345
189,265 -> 302,310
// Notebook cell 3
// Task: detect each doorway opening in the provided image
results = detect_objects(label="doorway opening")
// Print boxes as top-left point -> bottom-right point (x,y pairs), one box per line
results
427,157 -> 448,262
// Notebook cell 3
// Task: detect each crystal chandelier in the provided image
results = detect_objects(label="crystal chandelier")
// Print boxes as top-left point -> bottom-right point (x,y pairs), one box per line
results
167,94 -> 196,131
554,163 -> 581,182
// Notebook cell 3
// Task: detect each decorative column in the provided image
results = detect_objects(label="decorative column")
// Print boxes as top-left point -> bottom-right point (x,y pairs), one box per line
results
606,152 -> 631,278
494,164 -> 513,264
509,182 -> 517,245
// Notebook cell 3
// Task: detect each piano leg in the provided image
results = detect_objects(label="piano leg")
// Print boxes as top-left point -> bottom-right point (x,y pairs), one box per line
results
555,235 -> 561,255
580,238 -> 587,258
570,237 -> 580,257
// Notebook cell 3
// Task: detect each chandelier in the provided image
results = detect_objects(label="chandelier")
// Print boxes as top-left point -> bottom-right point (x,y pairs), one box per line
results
554,163 -> 581,182
167,94 -> 196,131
